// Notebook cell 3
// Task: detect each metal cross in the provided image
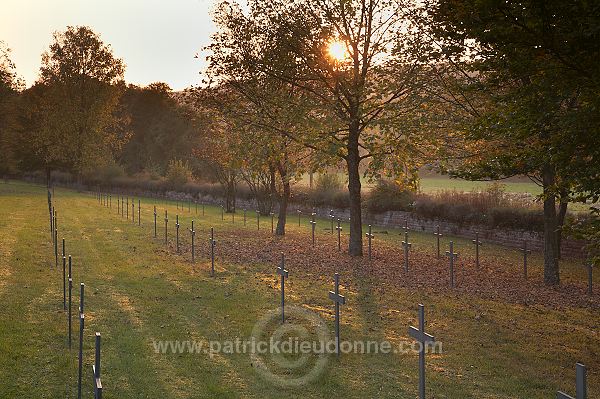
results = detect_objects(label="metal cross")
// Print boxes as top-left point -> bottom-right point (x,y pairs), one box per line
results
277,253 -> 289,323
328,273 -> 346,357
402,230 -> 412,272
445,241 -> 459,288
557,363 -> 587,399
77,283 -> 85,399
62,255 -> 66,310
472,232 -> 482,268
189,221 -> 196,263
329,210 -> 335,234
68,275 -> 72,348
310,213 -> 317,247
93,332 -> 103,399
164,210 -> 169,245
210,227 -> 217,277
54,227 -> 58,267
153,206 -> 157,238
336,219 -> 342,252
175,215 -> 180,253
365,225 -> 374,261
521,240 -> 531,279
408,304 -> 436,399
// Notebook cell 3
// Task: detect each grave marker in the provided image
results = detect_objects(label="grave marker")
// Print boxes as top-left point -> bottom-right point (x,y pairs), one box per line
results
68,275 -> 72,348
521,240 -> 531,279
402,231 -> 412,272
176,215 -> 180,253
277,253 -> 289,323
77,283 -> 85,399
310,213 -> 317,247
472,232 -> 482,268
62,255 -> 66,310
445,241 -> 459,288
557,363 -> 587,399
92,332 -> 103,399
210,227 -> 217,277
54,228 -> 58,267
365,225 -> 374,261
329,210 -> 335,234
328,273 -> 345,357
164,210 -> 169,245
153,206 -> 157,238
336,219 -> 342,252
297,209 -> 302,227
408,304 -> 436,399
189,221 -> 195,263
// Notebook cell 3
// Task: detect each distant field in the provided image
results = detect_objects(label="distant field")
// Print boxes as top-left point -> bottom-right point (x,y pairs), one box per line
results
297,173 -> 542,195
418,177 -> 542,195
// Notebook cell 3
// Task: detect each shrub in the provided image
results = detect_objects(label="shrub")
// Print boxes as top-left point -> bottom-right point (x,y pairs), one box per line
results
165,159 -> 192,189
366,179 -> 414,213
315,173 -> 344,192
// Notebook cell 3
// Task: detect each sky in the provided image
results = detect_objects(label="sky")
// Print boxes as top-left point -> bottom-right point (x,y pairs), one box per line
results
0,0 -> 219,90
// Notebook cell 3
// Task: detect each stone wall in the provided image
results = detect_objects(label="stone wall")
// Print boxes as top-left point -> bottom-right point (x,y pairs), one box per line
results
125,189 -> 589,258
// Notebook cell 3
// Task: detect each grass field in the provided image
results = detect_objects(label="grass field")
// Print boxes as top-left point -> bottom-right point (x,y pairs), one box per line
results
297,172 -> 542,195
0,181 -> 597,398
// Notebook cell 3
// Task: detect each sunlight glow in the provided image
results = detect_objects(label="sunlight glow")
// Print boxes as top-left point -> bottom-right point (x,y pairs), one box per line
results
327,40 -> 349,62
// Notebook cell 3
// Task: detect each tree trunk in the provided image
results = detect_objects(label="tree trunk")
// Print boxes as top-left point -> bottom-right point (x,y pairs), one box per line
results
556,196 -> 569,260
542,164 -> 559,285
346,123 -> 362,256
275,160 -> 290,236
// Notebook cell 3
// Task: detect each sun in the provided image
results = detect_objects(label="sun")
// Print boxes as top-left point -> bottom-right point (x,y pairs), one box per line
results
327,40 -> 349,62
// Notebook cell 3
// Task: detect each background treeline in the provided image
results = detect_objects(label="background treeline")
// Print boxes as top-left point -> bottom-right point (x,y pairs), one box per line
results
1,0 -> 600,284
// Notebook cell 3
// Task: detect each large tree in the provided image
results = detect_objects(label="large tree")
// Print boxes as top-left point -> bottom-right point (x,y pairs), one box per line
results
206,0 -> 436,255
25,26 -> 126,182
429,0 -> 600,284
0,41 -> 23,175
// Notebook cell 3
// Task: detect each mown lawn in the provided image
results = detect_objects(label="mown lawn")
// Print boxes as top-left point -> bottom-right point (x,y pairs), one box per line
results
0,181 -> 597,398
